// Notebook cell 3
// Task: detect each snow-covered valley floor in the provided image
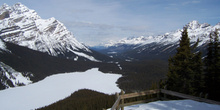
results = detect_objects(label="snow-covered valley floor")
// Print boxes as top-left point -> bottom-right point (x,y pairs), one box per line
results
0,68 -> 121,110
118,99 -> 220,110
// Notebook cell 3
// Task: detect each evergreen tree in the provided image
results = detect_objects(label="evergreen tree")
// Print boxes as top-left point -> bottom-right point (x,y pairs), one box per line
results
204,32 -> 214,92
166,57 -> 181,91
166,27 -> 192,93
166,27 -> 203,95
189,45 -> 204,95
204,29 -> 220,100
213,29 -> 220,74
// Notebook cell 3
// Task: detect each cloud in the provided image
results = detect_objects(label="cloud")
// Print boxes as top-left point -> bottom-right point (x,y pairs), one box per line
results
63,20 -> 152,46
165,0 -> 200,10
70,21 -> 115,30
182,0 -> 200,5
64,20 -> 150,34
69,9 -> 94,14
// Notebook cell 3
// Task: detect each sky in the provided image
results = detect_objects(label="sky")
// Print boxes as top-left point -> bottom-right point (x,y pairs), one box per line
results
1,0 -> 220,46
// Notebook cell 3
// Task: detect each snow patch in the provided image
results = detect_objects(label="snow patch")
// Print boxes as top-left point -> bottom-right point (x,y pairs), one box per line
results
0,39 -> 7,51
67,47 -> 100,62
108,100 -> 220,110
74,56 -> 78,61
115,62 -> 122,70
0,62 -> 32,87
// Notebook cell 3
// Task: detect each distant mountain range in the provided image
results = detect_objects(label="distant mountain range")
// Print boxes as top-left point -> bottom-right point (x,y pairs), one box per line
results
94,20 -> 220,61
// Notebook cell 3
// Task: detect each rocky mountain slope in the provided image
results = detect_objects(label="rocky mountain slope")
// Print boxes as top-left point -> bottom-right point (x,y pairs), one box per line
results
0,3 -> 100,62
98,20 -> 220,61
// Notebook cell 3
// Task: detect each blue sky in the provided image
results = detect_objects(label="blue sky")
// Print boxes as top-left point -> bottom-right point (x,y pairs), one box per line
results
1,0 -> 220,46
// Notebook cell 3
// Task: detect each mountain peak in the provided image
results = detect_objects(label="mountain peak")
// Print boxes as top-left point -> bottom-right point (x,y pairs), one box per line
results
12,2 -> 29,12
0,2 -> 41,21
0,3 -> 9,8
14,2 -> 23,5
0,3 -> 9,14
186,20 -> 201,29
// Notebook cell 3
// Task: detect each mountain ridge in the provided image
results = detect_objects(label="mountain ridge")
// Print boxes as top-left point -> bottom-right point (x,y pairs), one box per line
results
104,20 -> 219,47
0,3 -> 100,62
95,20 -> 220,61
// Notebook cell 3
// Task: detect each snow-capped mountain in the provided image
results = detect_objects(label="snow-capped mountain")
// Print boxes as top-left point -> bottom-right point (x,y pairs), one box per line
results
105,36 -> 153,47
0,3 -> 99,62
99,20 -> 220,61
106,20 -> 219,47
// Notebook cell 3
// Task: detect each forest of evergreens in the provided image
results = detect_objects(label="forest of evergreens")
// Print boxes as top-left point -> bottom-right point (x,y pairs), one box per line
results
116,60 -> 168,93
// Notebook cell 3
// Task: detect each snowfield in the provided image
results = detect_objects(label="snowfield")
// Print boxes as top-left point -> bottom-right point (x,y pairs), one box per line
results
110,100 -> 220,110
0,68 -> 121,110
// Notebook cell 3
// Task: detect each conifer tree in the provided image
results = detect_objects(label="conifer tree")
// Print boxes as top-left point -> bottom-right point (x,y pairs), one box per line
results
166,27 -> 203,95
213,29 -> 220,74
189,46 -> 204,95
204,29 -> 220,100
166,27 -> 192,93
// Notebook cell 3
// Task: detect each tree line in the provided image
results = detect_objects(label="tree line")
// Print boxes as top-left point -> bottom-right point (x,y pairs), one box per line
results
164,27 -> 220,101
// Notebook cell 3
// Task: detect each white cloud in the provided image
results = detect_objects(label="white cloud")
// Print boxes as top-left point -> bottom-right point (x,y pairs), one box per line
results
63,20 -> 153,46
182,0 -> 200,5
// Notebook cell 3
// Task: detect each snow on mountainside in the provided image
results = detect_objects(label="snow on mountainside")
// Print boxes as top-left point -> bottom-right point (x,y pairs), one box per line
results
0,62 -> 32,88
105,36 -> 154,47
119,99 -> 220,110
102,20 -> 220,60
0,3 -> 99,62
106,20 -> 219,48
0,40 -> 33,88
